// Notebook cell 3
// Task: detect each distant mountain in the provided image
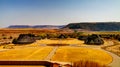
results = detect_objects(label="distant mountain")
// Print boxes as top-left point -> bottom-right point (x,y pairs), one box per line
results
32,25 -> 64,29
63,22 -> 120,31
8,25 -> 31,28
7,22 -> 120,31
8,25 -> 65,29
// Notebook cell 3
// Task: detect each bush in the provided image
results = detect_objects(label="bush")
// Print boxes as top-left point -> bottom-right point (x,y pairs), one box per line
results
46,33 -> 58,39
39,33 -> 47,39
3,37 -> 7,39
9,36 -> 13,39
57,34 -> 68,39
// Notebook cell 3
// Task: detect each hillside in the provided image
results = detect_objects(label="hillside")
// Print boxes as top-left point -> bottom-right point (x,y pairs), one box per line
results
64,22 -> 120,31
8,25 -> 65,29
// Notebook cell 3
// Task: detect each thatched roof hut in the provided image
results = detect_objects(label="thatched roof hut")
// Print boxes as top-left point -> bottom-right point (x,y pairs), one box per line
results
12,34 -> 36,44
84,34 -> 104,45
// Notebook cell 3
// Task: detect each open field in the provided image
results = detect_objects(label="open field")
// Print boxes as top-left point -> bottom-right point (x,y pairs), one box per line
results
52,46 -> 112,65
37,39 -> 85,45
0,64 -> 47,67
91,31 -> 120,35
0,39 -> 119,67
0,29 -> 120,67
0,46 -> 53,60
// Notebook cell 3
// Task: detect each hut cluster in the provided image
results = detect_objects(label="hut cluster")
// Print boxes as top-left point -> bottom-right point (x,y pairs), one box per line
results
12,33 -> 105,45
84,34 -> 104,45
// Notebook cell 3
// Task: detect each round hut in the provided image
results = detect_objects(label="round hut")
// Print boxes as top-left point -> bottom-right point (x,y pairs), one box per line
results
12,34 -> 36,44
84,34 -> 104,45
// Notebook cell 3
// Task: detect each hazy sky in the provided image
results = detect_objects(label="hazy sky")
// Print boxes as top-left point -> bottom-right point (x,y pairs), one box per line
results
0,0 -> 120,28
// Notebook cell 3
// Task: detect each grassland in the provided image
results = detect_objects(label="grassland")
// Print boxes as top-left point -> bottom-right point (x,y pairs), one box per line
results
0,46 -> 53,60
0,29 -> 120,66
37,39 -> 85,45
52,46 -> 112,65
91,31 -> 120,34
0,65 -> 46,67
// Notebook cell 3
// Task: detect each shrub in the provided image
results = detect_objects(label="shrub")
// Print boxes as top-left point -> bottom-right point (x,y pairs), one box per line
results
3,37 -> 7,39
39,33 -> 47,39
57,34 -> 68,39
9,36 -> 13,39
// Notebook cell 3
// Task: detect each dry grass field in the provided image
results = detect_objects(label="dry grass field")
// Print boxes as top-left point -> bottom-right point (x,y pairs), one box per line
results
0,65 -> 46,67
37,39 -> 85,45
52,46 -> 112,65
73,60 -> 110,67
86,31 -> 120,35
102,41 -> 120,57
0,46 -> 53,60
0,29 -> 119,67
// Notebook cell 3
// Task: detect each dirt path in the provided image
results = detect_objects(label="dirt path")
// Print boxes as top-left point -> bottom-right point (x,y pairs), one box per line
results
44,46 -> 58,61
101,41 -> 120,67
100,48 -> 120,67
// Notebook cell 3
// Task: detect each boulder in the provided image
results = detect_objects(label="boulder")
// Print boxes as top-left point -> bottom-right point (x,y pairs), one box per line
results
84,34 -> 104,45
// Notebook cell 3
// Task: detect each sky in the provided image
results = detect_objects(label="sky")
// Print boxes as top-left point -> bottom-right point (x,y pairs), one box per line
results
0,0 -> 120,28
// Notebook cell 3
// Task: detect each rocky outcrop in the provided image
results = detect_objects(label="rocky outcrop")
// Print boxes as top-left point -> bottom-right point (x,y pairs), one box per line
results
84,34 -> 104,45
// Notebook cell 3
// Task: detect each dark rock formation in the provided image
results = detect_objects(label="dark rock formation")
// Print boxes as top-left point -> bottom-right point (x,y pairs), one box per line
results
84,34 -> 104,45
12,34 -> 40,44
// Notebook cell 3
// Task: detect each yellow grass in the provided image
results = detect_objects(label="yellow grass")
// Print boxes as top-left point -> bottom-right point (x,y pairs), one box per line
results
0,65 -> 46,67
73,60 -> 109,67
0,46 -> 53,60
83,31 -> 120,35
37,39 -> 85,45
52,46 -> 112,65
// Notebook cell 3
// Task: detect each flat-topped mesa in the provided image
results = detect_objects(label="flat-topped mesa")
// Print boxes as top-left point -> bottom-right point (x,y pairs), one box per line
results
84,34 -> 104,45
63,22 -> 120,31
12,34 -> 40,44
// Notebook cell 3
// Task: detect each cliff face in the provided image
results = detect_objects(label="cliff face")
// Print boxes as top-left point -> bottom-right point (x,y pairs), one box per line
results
64,22 -> 120,31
